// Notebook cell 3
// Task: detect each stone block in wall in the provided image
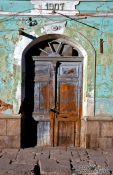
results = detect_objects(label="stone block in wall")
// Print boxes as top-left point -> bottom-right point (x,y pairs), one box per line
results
98,138 -> 113,149
87,121 -> 100,136
0,119 -> 6,135
85,117 -> 113,149
0,114 -> 21,148
80,119 -> 87,148
86,134 -> 99,149
0,136 -> 20,148
101,122 -> 113,137
7,119 -> 20,136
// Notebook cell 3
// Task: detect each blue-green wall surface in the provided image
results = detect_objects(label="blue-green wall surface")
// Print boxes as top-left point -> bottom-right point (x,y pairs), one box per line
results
0,0 -> 113,116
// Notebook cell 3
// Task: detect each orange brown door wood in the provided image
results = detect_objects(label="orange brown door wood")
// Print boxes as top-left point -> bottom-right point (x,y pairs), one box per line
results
33,60 -> 82,147
51,62 -> 83,147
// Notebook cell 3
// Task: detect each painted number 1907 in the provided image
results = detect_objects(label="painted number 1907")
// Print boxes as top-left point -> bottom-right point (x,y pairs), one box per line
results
46,3 -> 65,11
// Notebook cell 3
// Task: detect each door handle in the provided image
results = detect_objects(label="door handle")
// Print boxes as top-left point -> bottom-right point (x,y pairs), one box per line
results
50,108 -> 59,114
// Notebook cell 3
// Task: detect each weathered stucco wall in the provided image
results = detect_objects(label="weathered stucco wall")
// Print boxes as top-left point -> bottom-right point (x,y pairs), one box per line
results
0,0 -> 113,116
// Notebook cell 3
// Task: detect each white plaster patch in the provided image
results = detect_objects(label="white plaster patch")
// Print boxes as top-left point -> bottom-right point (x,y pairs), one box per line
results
13,31 -> 38,114
42,20 -> 67,34
31,0 -> 79,16
14,31 -> 38,66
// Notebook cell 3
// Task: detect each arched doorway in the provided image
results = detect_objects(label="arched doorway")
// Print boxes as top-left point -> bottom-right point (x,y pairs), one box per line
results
21,34 -> 84,147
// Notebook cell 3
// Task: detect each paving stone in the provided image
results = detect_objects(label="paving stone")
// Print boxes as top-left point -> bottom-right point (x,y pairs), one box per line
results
78,149 -> 89,161
71,150 -> 79,156
36,146 -> 44,153
1,149 -> 19,161
40,149 -> 51,154
50,150 -> 72,161
10,163 -> 34,173
71,157 -> 81,163
104,153 -> 113,163
70,150 -> 81,163
0,164 -> 34,175
71,160 -> 90,170
87,149 -> 107,167
36,154 -> 50,161
15,149 -> 36,165
0,170 -> 33,175
0,147 -> 113,175
86,149 -> 103,156
49,150 -> 71,168
0,158 -> 10,169
56,159 -> 70,169
50,153 -> 71,161
39,158 -> 71,175
35,150 -> 50,161
89,157 -> 106,167
107,163 -> 113,171
72,162 -> 111,175
50,149 -> 67,154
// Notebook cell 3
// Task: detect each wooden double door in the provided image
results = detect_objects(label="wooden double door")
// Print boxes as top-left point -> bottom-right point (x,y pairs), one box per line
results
33,58 -> 82,147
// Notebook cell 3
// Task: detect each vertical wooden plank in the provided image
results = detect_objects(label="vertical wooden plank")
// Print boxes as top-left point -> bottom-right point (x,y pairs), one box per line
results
74,121 -> 76,147
75,120 -> 81,147
54,114 -> 58,147
50,112 -> 54,146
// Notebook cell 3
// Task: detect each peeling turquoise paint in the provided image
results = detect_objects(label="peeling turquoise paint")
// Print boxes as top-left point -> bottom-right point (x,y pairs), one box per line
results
96,65 -> 113,114
0,1 -> 113,116
0,1 -> 32,13
77,1 -> 113,13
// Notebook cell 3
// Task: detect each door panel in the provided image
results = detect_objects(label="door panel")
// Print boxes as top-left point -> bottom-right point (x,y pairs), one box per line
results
33,62 -> 54,146
58,121 -> 75,146
33,62 -> 54,120
59,83 -> 78,113
54,62 -> 82,146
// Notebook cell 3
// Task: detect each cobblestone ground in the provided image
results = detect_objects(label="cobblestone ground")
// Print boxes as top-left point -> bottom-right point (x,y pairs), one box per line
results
0,147 -> 113,175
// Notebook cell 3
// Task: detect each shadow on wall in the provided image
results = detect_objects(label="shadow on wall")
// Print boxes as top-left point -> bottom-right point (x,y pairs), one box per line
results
19,100 -> 37,148
19,47 -> 37,148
